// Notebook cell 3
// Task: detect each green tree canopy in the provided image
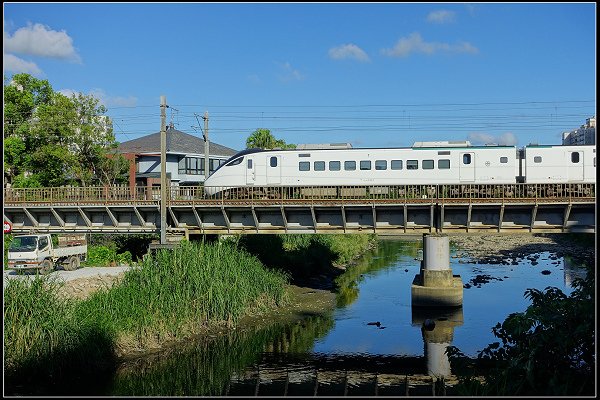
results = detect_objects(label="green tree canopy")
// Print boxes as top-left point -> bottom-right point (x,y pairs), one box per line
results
3,73 -> 128,187
245,128 -> 296,150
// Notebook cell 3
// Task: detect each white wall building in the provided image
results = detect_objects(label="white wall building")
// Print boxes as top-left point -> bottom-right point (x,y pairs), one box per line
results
562,117 -> 596,145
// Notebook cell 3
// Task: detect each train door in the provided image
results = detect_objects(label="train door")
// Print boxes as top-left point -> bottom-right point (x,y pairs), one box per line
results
266,155 -> 281,185
245,157 -> 256,185
567,150 -> 584,181
459,152 -> 475,182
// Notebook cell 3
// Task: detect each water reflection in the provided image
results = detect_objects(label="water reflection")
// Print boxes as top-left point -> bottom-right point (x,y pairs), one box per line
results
6,237 -> 589,396
111,315 -> 334,396
412,307 -> 464,380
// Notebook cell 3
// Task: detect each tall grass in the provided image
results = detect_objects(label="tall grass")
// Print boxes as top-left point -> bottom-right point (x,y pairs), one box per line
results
73,240 -> 289,348
4,240 -> 289,388
3,276 -> 116,384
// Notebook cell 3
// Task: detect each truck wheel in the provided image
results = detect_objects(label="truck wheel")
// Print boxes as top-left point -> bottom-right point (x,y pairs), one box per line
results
39,259 -> 54,275
64,256 -> 80,271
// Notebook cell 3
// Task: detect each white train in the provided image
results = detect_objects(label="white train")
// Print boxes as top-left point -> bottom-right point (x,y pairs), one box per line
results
203,141 -> 596,196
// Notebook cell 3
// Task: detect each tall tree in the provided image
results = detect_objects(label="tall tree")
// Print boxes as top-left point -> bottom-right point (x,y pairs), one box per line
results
3,73 -> 128,187
3,74 -> 54,185
246,128 -> 296,150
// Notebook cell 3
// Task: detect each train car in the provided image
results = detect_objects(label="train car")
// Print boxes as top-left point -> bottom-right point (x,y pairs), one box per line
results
523,144 -> 596,184
204,142 -> 518,195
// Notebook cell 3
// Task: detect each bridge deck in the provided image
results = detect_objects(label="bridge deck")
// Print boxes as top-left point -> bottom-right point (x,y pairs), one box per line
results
4,184 -> 596,235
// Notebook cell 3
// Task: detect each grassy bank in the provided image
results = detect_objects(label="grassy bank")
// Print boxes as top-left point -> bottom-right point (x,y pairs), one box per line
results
237,233 -> 377,285
4,240 -> 288,385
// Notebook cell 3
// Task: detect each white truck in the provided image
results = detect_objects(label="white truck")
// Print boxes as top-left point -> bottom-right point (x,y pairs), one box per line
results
7,234 -> 87,274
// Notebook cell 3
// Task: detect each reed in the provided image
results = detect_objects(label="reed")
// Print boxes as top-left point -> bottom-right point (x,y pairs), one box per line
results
4,240 -> 289,385
73,240 -> 289,348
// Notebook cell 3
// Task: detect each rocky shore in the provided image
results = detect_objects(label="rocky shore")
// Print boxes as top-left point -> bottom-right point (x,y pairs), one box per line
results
449,233 -> 595,267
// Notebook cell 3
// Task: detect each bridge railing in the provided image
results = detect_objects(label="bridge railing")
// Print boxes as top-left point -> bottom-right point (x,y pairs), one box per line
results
3,183 -> 596,206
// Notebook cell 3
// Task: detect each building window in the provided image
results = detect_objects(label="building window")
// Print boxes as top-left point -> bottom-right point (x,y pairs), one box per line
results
329,161 -> 341,171
299,161 -> 310,171
360,160 -> 371,170
438,159 -> 450,169
463,154 -> 471,165
422,160 -> 434,170
534,156 -> 542,163
314,161 -> 325,171
344,161 -> 356,171
209,158 -> 221,173
391,160 -> 403,170
375,160 -> 387,170
407,160 -> 418,170
500,157 -> 508,163
571,152 -> 580,163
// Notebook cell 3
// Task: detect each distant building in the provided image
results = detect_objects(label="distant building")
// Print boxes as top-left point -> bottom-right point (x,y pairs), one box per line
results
117,124 -> 237,189
562,117 -> 596,145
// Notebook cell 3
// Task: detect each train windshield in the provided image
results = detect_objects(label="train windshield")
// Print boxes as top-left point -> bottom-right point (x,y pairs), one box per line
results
210,148 -> 264,175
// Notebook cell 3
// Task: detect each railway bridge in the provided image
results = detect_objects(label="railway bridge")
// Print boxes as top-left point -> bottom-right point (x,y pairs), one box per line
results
2,183 -> 596,236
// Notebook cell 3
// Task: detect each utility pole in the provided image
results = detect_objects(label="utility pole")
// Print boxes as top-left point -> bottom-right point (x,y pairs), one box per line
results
160,95 -> 167,245
203,111 -> 210,181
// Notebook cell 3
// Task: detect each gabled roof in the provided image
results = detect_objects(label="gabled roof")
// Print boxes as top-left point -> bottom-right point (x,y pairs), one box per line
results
117,128 -> 237,157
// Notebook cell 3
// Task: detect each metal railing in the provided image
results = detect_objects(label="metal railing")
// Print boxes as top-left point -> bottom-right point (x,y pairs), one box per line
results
3,183 -> 596,206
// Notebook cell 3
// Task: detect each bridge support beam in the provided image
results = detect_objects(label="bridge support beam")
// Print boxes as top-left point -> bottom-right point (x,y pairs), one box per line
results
411,234 -> 463,307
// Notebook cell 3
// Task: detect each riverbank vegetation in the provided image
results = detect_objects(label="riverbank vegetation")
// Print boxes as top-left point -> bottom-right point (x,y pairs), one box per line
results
4,240 -> 289,387
4,233 -> 376,391
448,262 -> 595,396
237,233 -> 376,286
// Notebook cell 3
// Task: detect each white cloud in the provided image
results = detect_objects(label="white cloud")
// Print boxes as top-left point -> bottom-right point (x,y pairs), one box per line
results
3,53 -> 42,75
58,88 -> 77,97
59,88 -> 138,107
427,10 -> 456,24
278,62 -> 304,82
328,44 -> 370,62
381,32 -> 478,57
4,22 -> 81,62
468,132 -> 518,146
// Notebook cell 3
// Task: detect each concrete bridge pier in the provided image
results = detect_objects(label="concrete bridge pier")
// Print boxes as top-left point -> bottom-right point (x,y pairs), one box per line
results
411,233 -> 463,307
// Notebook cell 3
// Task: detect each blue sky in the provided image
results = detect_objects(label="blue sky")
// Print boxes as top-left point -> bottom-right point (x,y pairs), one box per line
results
3,2 -> 596,151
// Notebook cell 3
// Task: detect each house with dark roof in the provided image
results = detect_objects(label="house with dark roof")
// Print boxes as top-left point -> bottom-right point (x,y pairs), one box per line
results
117,124 -> 238,188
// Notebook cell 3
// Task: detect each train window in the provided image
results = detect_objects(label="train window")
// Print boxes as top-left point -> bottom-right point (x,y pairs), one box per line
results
247,159 -> 253,169
360,160 -> 371,170
534,156 -> 542,163
226,157 -> 244,166
299,153 -> 311,157
407,160 -> 418,170
375,160 -> 387,170
438,159 -> 450,169
344,161 -> 356,171
422,160 -> 434,170
438,151 -> 451,155
391,160 -> 403,170
299,162 -> 310,171
571,152 -> 580,163
462,154 -> 471,165
329,161 -> 341,171
270,157 -> 278,167
500,157 -> 508,163
314,161 -> 326,171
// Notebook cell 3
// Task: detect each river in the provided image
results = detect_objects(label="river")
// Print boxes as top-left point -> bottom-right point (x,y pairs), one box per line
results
5,235 -> 589,396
